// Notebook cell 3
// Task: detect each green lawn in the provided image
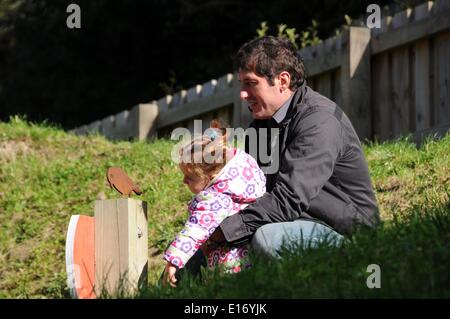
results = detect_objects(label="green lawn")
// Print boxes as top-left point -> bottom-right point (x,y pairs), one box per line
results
0,116 -> 449,298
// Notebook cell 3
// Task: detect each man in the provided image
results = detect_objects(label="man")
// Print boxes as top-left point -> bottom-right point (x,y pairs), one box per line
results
208,35 -> 380,257
164,35 -> 380,286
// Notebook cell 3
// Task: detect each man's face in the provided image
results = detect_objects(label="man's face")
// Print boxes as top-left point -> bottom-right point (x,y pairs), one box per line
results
238,70 -> 291,120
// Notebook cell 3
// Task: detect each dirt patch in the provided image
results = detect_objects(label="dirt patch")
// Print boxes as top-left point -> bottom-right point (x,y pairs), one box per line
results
375,176 -> 402,192
7,241 -> 34,263
0,140 -> 33,163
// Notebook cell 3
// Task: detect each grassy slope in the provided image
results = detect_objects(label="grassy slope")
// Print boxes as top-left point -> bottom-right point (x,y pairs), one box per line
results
0,117 -> 191,298
0,117 -> 449,298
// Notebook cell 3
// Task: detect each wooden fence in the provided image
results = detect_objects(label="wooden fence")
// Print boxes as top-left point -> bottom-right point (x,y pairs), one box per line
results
72,0 -> 450,142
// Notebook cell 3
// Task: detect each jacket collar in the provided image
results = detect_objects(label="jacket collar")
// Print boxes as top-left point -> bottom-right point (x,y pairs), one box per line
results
272,93 -> 294,124
277,80 -> 307,129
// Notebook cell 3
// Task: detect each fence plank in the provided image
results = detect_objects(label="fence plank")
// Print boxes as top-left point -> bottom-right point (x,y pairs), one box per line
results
217,107 -> 231,126
101,116 -> 115,139
308,76 -> 317,92
332,69 -> 342,108
72,125 -> 88,135
433,31 -> 450,126
434,0 -> 450,12
372,9 -> 450,54
157,88 -> 233,129
391,46 -> 411,136
87,120 -> 101,134
202,113 -> 214,132
202,79 -> 217,97
172,90 -> 187,108
115,110 -> 131,140
157,95 -> 172,113
316,72 -> 332,99
217,73 -> 233,91
413,1 -> 433,22
413,39 -> 431,131
411,0 -> 434,135
187,85 -> 203,103
301,36 -> 343,76
185,119 -> 194,134
372,53 -> 392,141
185,107 -> 232,134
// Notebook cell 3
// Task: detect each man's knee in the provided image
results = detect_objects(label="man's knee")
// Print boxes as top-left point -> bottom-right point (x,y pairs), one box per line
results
251,223 -> 289,258
251,220 -> 344,258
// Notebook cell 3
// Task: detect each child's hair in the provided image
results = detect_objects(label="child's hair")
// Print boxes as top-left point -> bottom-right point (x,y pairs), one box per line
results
179,119 -> 230,181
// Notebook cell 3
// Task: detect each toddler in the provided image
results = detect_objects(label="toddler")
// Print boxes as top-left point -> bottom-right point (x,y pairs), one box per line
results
162,120 -> 266,287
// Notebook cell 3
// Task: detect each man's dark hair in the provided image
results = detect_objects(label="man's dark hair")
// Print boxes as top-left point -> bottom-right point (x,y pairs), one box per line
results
233,36 -> 306,91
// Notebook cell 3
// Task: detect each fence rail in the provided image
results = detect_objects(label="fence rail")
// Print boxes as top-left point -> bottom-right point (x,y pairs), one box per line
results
72,0 -> 450,142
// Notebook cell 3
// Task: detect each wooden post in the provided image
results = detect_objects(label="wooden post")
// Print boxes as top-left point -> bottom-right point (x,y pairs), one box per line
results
94,198 -> 148,297
341,27 -> 372,142
130,103 -> 159,141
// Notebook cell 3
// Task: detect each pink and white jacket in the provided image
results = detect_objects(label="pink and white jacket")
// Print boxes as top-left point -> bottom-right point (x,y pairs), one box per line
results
163,148 -> 266,273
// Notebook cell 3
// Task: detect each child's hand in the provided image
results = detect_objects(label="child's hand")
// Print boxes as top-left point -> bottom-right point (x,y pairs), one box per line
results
163,262 -> 178,288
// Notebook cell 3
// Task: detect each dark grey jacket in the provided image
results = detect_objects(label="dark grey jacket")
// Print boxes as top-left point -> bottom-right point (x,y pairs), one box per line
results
220,82 -> 380,244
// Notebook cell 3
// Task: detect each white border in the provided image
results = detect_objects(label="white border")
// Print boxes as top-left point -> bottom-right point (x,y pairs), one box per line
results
65,215 -> 79,299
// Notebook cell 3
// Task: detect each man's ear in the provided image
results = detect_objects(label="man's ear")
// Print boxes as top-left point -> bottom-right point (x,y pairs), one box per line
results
278,71 -> 291,92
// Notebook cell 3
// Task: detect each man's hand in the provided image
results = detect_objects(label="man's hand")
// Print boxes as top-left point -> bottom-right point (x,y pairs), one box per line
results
162,262 -> 178,288
200,242 -> 212,256
200,228 -> 226,257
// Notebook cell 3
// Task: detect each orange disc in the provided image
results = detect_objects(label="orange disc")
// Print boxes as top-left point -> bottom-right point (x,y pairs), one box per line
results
66,215 -> 95,299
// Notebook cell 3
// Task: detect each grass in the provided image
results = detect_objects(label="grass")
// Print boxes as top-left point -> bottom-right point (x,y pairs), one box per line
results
0,116 -> 449,298
0,116 -> 191,298
144,203 -> 449,298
